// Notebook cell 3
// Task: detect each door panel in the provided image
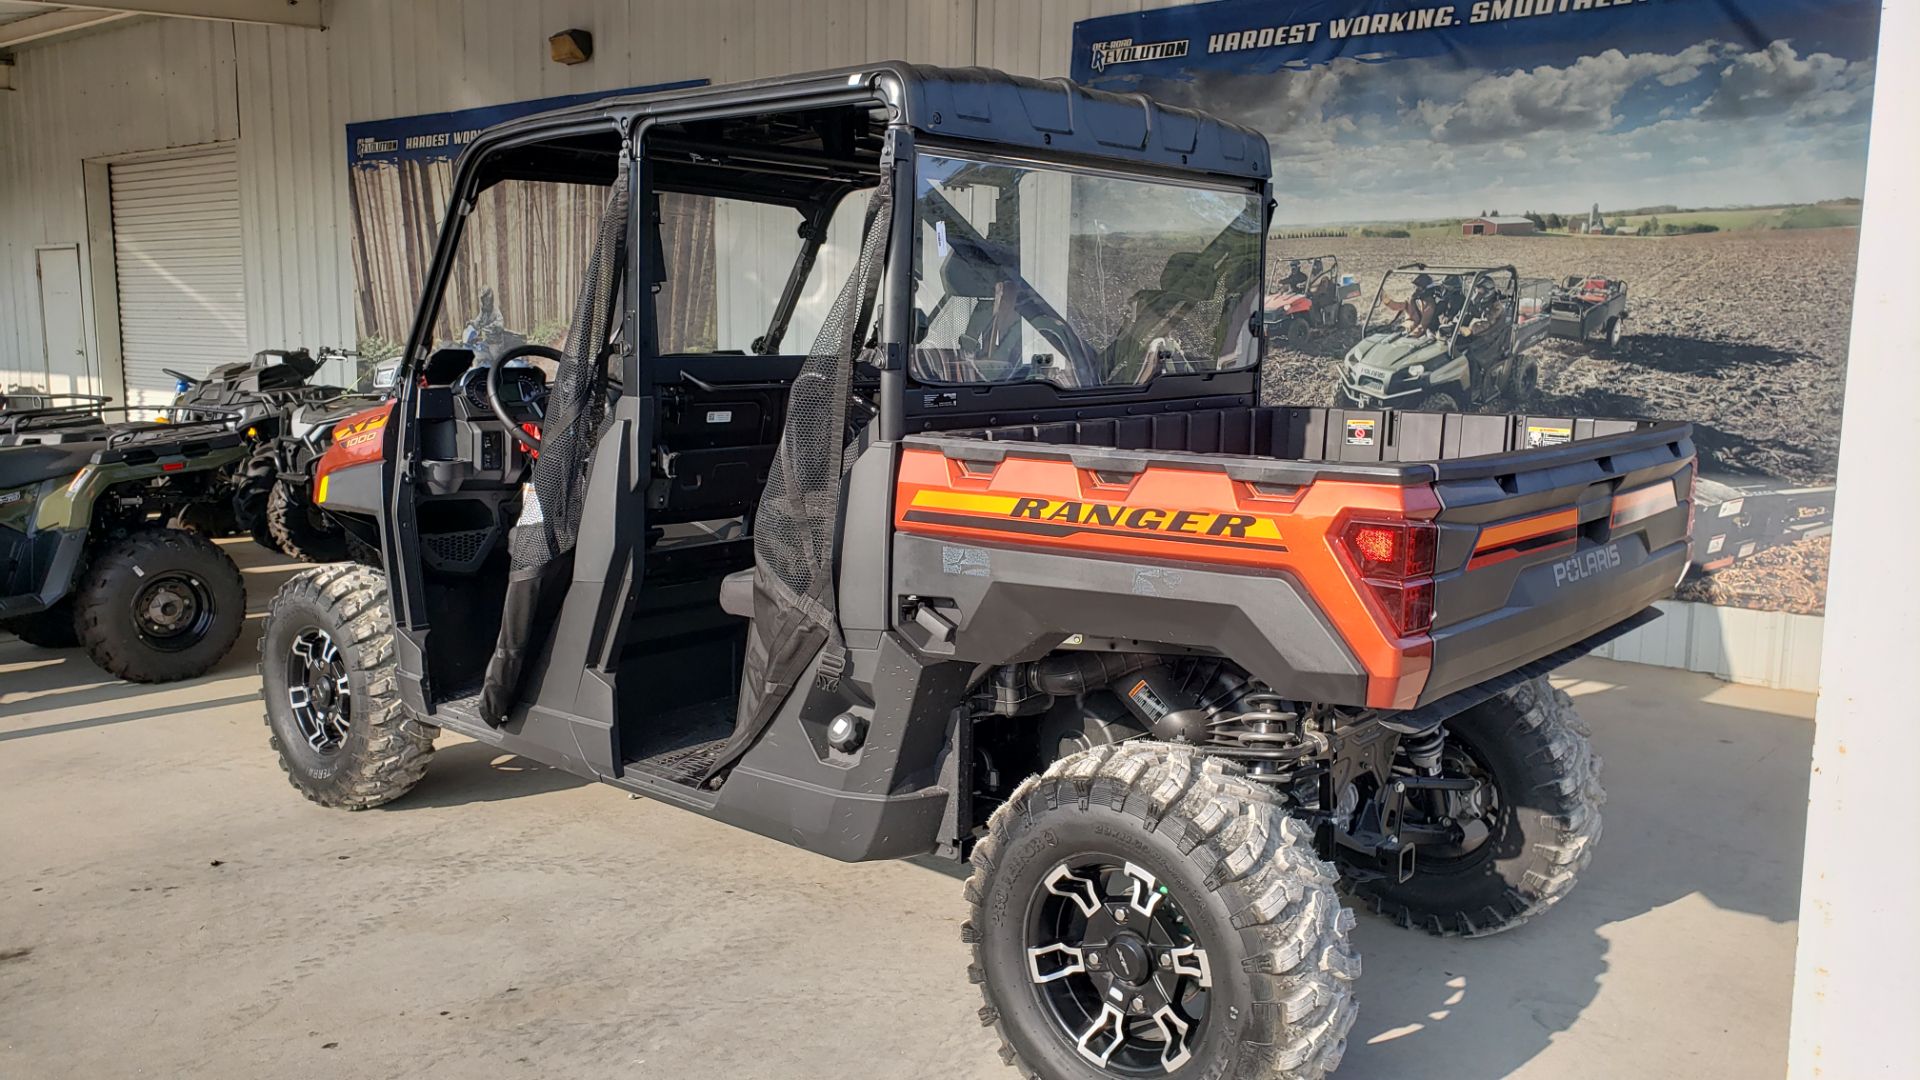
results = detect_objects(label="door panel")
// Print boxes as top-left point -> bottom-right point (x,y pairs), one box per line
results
34,246 -> 88,389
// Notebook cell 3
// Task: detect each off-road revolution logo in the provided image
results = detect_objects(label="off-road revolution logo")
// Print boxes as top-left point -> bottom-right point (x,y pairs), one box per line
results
1090,37 -> 1190,73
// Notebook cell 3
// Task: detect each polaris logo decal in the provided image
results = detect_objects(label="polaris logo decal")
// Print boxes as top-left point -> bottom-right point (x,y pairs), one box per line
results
903,490 -> 1286,551
1089,38 -> 1189,73
1552,542 -> 1622,587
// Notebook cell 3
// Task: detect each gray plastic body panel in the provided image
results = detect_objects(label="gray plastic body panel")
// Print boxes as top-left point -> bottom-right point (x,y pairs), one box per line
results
711,633 -> 969,861
837,440 -> 898,633
891,532 -> 1369,706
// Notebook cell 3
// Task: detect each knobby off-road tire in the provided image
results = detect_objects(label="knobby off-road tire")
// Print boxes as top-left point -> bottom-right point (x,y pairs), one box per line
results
75,527 -> 245,682
1348,677 -> 1603,937
260,564 -> 436,809
267,479 -> 350,563
963,743 -> 1359,1079
1414,390 -> 1463,413
2,599 -> 79,648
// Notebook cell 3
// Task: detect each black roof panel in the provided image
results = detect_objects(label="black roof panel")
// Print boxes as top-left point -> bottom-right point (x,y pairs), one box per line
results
473,62 -> 1270,183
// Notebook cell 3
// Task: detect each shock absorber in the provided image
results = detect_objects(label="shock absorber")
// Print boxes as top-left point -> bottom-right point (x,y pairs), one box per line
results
1401,725 -> 1446,775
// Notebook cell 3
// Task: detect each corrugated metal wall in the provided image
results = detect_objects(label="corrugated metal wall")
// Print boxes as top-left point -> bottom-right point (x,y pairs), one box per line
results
0,0 -> 1176,393
0,17 -> 239,393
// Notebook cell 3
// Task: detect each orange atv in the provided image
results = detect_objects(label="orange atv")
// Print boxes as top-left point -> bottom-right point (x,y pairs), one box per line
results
1263,253 -> 1363,347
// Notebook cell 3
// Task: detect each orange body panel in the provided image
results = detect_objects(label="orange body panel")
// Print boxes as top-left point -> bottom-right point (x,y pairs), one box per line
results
313,402 -> 394,510
894,446 -> 1439,709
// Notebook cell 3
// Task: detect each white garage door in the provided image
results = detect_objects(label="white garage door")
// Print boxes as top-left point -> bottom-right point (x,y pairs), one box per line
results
110,145 -> 248,404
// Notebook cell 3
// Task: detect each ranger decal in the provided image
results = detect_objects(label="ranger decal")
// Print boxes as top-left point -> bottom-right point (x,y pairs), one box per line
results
903,490 -> 1286,551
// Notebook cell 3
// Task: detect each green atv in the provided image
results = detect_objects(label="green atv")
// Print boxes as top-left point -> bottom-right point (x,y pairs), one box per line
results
0,407 -> 248,682
1333,263 -> 1554,411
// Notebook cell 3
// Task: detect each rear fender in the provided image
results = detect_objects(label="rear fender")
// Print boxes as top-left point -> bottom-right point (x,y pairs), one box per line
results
892,446 -> 1439,708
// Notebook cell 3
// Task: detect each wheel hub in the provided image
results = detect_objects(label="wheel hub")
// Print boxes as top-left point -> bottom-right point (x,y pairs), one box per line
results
131,573 -> 212,649
287,626 -> 352,755
1025,859 -> 1213,1074
1105,933 -> 1153,986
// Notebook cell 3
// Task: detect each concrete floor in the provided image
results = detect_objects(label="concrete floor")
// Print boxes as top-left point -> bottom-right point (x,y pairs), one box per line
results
0,541 -> 1814,1080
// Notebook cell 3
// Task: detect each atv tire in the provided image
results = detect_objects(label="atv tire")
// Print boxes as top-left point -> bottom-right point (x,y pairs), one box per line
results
1347,677 -> 1603,937
1414,390 -> 1463,412
1507,361 -> 1540,407
2,599 -> 79,648
1283,316 -> 1312,349
170,498 -> 240,538
964,744 -> 1359,1079
75,527 -> 246,683
267,480 -> 350,563
1336,303 -> 1358,329
260,564 -> 435,809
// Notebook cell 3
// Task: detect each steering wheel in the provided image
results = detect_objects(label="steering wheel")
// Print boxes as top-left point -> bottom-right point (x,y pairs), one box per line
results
486,343 -> 564,453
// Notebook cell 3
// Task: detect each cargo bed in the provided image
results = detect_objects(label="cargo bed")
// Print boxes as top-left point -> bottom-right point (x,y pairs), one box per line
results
896,404 -> 1694,710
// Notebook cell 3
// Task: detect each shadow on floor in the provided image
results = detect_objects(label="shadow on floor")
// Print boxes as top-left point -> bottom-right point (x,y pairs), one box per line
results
390,740 -> 589,809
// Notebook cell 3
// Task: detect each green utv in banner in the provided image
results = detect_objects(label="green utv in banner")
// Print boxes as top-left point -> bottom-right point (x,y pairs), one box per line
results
1073,0 -> 1878,616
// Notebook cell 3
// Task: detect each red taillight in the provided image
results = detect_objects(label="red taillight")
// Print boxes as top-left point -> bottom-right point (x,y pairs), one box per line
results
1350,524 -> 1398,564
1340,518 -> 1438,637
160,461 -> 185,472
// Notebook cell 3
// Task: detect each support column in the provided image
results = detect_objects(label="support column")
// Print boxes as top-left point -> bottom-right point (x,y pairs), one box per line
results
1786,2 -> 1920,1075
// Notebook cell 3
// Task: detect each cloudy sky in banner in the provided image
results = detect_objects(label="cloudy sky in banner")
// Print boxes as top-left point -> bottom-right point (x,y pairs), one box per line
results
1078,1 -> 1880,225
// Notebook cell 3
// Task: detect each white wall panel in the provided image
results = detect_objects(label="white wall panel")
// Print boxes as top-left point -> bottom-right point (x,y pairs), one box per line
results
0,0 -> 1182,391
1590,600 -> 1826,693
0,17 -> 238,393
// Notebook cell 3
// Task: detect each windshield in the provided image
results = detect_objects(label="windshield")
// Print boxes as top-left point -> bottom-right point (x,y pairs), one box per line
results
910,153 -> 1263,389
1363,266 -> 1516,342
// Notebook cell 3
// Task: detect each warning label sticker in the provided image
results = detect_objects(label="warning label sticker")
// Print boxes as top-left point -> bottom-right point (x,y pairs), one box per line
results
1526,424 -> 1572,447
1345,418 -> 1376,445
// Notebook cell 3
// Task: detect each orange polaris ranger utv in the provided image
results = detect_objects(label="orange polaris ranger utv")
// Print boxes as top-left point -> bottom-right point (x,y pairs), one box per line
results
266,65 -> 1693,1079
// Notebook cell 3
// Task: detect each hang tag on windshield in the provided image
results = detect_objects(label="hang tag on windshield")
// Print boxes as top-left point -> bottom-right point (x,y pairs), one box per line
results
935,221 -> 951,258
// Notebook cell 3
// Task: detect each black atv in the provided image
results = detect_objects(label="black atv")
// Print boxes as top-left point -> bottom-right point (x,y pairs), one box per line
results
169,347 -> 360,561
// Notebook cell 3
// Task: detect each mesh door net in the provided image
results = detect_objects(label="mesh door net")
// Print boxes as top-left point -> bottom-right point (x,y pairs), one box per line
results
478,155 -> 630,722
710,154 -> 896,779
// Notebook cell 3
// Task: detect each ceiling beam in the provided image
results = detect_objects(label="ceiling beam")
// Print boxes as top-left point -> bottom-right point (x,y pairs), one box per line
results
58,1 -> 325,28
0,8 -> 133,48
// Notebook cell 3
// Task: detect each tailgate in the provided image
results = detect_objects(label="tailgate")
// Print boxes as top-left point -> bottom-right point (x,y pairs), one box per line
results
1418,417 -> 1694,704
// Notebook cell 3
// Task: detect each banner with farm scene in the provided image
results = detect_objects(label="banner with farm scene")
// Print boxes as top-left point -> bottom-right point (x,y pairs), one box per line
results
1074,0 -> 1880,615
341,78 -> 703,387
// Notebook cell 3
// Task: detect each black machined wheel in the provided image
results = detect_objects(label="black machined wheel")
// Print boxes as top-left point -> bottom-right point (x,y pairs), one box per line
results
965,744 -> 1358,1080
260,564 -> 435,809
1024,857 -> 1216,1074
286,626 -> 352,754
1346,677 -> 1604,937
75,527 -> 245,683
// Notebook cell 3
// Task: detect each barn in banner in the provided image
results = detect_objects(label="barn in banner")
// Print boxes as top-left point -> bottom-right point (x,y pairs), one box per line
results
1462,215 -> 1537,236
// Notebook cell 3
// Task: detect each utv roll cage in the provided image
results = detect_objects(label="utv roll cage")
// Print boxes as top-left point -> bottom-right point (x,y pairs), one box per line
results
378,64 -> 1274,712
1360,262 -> 1519,345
